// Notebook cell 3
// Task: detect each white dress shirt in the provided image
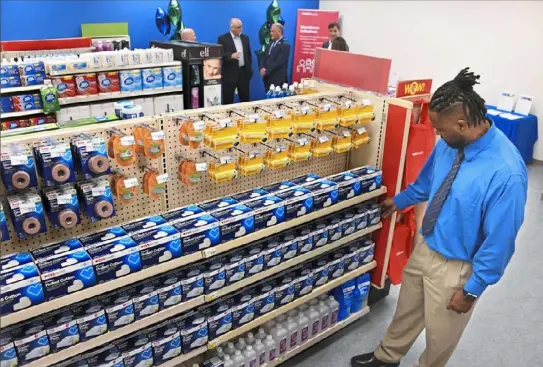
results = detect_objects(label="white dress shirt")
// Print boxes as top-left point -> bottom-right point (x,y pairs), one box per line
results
231,32 -> 244,67
327,40 -> 332,50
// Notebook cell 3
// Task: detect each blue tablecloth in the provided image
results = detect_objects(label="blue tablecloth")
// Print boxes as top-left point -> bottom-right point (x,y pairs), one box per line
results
486,105 -> 538,163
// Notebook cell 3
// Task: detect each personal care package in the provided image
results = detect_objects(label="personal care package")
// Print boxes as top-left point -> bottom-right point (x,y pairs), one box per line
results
223,252 -> 246,286
121,214 -> 167,235
172,213 -> 221,254
0,330 -> 19,367
11,320 -> 51,364
119,70 -> 143,93
148,321 -> 182,364
228,292 -> 255,328
131,224 -> 182,268
156,270 -> 183,309
7,192 -> 47,239
293,268 -> 314,297
274,275 -> 296,307
212,204 -> 254,242
243,194 -> 285,230
275,187 -> 314,220
162,65 -> 183,88
0,206 -> 10,242
252,283 -> 276,316
85,236 -> 141,284
261,180 -> 296,194
72,299 -> 108,342
31,239 -> 82,262
0,143 -> 38,191
132,278 -> 160,320
142,67 -> 163,90
0,263 -> 45,315
161,204 -> 205,223
198,196 -> 238,213
99,288 -> 136,331
116,332 -> 154,367
289,173 -> 321,185
12,93 -> 42,111
41,309 -> 81,353
173,310 -> 209,353
78,226 -> 127,246
327,171 -> 362,201
311,259 -> 330,287
231,188 -> 269,202
43,184 -> 81,230
179,265 -> 205,301
243,244 -> 265,277
203,259 -> 226,294
349,165 -> 383,193
305,179 -> 339,210
78,178 -> 116,222
1,251 -> 33,271
71,134 -> 111,179
201,302 -> 232,340
33,140 -> 76,186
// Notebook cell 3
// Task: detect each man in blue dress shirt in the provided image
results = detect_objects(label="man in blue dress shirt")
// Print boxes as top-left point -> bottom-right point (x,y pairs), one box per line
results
352,68 -> 528,367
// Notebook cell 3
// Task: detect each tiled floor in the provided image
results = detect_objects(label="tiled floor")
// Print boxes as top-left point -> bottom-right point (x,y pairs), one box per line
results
283,164 -> 543,367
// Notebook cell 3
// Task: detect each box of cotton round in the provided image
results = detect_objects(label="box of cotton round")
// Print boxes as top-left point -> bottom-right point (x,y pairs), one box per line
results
230,292 -> 256,328
292,268 -> 314,297
99,288 -> 137,331
203,258 -> 226,294
161,204 -> 205,223
198,196 -> 238,213
172,213 -> 220,254
31,238 -> 82,262
72,299 -> 107,342
289,173 -> 321,185
348,166 -> 382,194
305,179 -> 339,210
86,236 -> 141,284
155,270 -> 183,309
275,187 -> 314,221
148,321 -> 182,364
253,282 -> 276,316
1,251 -> 33,272
41,308 -> 81,353
121,214 -> 167,235
0,330 -> 19,367
212,204 -> 255,242
327,172 -> 363,201
131,224 -> 182,269
243,194 -> 285,231
261,180 -> 297,194
201,302 -> 233,340
132,278 -> 161,320
0,263 -> 45,315
179,265 -> 205,301
37,248 -> 96,301
173,310 -> 209,353
231,188 -> 270,202
116,331 -> 154,367
78,225 -> 127,247
10,319 -> 51,364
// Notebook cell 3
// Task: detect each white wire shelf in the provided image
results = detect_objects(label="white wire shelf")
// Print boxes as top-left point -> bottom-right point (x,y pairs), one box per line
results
58,87 -> 183,106
48,61 -> 182,76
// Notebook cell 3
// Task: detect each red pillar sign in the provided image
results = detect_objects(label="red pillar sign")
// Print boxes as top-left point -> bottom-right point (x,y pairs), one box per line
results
292,9 -> 339,83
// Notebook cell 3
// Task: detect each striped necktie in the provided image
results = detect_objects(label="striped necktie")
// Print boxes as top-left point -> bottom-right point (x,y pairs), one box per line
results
421,150 -> 465,235
269,40 -> 278,55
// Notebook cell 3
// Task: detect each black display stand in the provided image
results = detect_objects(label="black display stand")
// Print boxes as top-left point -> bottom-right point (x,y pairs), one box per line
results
151,41 -> 223,109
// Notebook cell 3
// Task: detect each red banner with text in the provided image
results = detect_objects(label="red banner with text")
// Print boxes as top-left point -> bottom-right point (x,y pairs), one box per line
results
292,9 -> 339,83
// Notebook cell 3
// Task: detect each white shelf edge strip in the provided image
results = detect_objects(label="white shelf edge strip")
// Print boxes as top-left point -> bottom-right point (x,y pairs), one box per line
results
1,109 -> 45,119
1,187 -> 386,327
48,61 -> 182,76
58,87 -> 183,106
25,296 -> 205,367
0,85 -> 45,94
265,306 -> 371,367
207,261 -> 377,349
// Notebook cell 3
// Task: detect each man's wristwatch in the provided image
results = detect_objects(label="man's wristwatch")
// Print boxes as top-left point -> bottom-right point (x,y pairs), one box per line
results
463,289 -> 478,302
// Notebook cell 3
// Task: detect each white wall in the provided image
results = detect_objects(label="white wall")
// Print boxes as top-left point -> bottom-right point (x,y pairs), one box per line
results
320,0 -> 543,161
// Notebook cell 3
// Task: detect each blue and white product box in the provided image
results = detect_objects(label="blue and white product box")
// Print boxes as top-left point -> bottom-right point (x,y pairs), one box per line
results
7,192 -> 47,239
232,188 -> 269,202
150,328 -> 182,364
0,76 -> 22,88
333,279 -> 355,322
341,212 -> 357,236
0,263 -> 45,315
230,292 -> 255,328
306,179 -> 339,210
142,67 -> 163,90
79,226 -> 127,247
161,204 -> 205,223
198,197 -> 238,213
132,278 -> 160,320
12,328 -> 51,364
20,74 -> 46,87
77,178 -> 116,222
1,143 -> 38,191
0,332 -> 18,367
122,214 -> 166,235
360,239 -> 375,264
86,236 -> 141,284
203,356 -> 225,367
43,185 -> 81,231
0,96 -> 14,113
180,265 -> 205,301
244,245 -> 264,276
263,240 -> 282,269
44,318 -> 80,353
84,345 -> 124,367
100,289 -> 136,331
0,64 -> 19,77
175,311 -> 209,353
328,253 -> 346,279
213,204 -> 254,242
72,299 -> 107,342
37,249 -> 96,301
70,135 -> 111,179
204,260 -> 226,294
345,245 -> 362,271
293,268 -> 314,297
351,273 -> 371,313
117,333 -> 154,367
253,283 -> 275,316
162,65 -> 183,89
202,303 -> 232,340
293,228 -> 314,254
18,62 -> 46,76
349,166 -> 383,193
327,172 -> 362,201
31,239 -> 82,262
261,180 -> 296,194
353,206 -> 369,230
311,259 -> 330,287
277,234 -> 298,260
119,70 -> 143,93
275,276 -> 295,307
367,204 -> 381,225
132,224 -> 182,268
290,173 -> 321,186
243,195 -> 285,230
156,271 -> 183,309
172,213 -> 221,254
311,222 -> 329,248
224,253 -> 246,285
33,141 -> 76,186
1,251 -> 33,271
275,187 -> 314,221
328,217 -> 343,242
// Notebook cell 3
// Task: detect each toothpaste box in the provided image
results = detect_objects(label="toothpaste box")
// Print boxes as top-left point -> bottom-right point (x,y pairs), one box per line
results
162,204 -> 205,223
72,299 -> 108,342
79,226 -> 127,247
150,327 -> 182,364
349,166 -> 383,193
243,245 -> 264,276
201,302 -> 232,340
327,172 -> 362,201
231,188 -> 269,202
12,327 -> 51,365
86,236 -> 141,284
275,187 -> 314,221
174,311 -> 209,353
213,204 -> 254,242
305,179 -> 339,210
203,260 -> 226,294
156,271 -> 183,309
121,215 -> 167,235
132,278 -> 160,320
243,195 -> 285,230
252,283 -> 275,316
198,197 -> 238,213
0,263 -> 45,316
172,213 -> 221,254
0,331 -> 18,367
274,276 -> 296,307
289,173 -> 321,185
37,249 -> 96,301
131,224 -> 182,269
1,252 -> 33,272
261,180 -> 297,194
31,239 -> 83,262
179,265 -> 205,301
100,289 -> 136,331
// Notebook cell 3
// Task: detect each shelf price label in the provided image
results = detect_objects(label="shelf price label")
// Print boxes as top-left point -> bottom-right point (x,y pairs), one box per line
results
151,131 -> 165,141
195,162 -> 208,172
219,118 -> 233,128
193,121 -> 206,131
219,156 -> 232,164
121,136 -> 135,146
56,194 -> 73,205
19,202 -> 36,214
318,135 -> 329,143
91,186 -> 106,197
156,173 -> 169,184
124,177 -> 138,188
10,155 -> 28,165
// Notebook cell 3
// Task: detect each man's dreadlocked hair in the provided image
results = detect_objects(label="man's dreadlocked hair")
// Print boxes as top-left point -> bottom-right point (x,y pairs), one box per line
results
430,67 -> 487,126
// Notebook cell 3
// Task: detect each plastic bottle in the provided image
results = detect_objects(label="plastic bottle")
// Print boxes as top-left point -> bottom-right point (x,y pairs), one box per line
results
288,85 -> 296,96
309,299 -> 319,308
333,279 -> 355,321
253,339 -> 266,367
318,301 -> 330,332
285,317 -> 298,351
307,306 -> 321,338
265,85 -> 275,99
287,310 -> 298,319
225,342 -> 237,356
256,328 -> 267,341
282,83 -> 288,94
351,273 -> 371,313
273,86 -> 282,99
297,311 -> 310,346
298,303 -> 309,314
263,320 -> 276,334
246,332 -> 256,346
233,350 -> 246,367
264,334 -> 277,363
213,346 -> 226,359
223,354 -> 235,367
270,325 -> 288,357
236,337 -> 247,351
328,296 -> 340,327
276,314 -> 287,325
243,345 -> 258,367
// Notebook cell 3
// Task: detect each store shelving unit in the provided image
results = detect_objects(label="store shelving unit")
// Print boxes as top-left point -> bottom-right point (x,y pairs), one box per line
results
0,84 -> 45,94
47,61 -> 181,76
0,109 -> 45,118
58,87 -> 183,106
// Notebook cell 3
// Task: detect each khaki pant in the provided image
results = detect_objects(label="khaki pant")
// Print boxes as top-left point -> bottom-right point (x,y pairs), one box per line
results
375,237 -> 475,367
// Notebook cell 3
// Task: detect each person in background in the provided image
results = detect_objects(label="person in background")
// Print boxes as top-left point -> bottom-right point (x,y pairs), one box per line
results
260,23 -> 290,92
180,28 -> 196,42
323,22 -> 345,49
331,37 -> 349,52
218,18 -> 253,104
351,68 -> 528,367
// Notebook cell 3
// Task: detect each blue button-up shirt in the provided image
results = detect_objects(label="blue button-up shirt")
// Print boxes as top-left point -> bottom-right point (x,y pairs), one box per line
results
394,123 -> 528,296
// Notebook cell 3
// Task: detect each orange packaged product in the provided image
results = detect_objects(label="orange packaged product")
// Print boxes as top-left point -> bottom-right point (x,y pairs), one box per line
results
143,170 -> 167,199
142,129 -> 165,159
179,119 -> 205,149
108,132 -> 136,166
111,174 -> 137,204
133,126 -> 145,153
178,160 -> 203,185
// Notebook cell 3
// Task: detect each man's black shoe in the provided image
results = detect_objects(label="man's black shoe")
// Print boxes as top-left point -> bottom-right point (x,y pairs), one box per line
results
351,352 -> 400,367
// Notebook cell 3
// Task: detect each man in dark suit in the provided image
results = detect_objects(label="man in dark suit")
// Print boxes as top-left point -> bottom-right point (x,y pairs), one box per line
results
218,18 -> 253,104
260,23 -> 290,91
322,22 -> 343,49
